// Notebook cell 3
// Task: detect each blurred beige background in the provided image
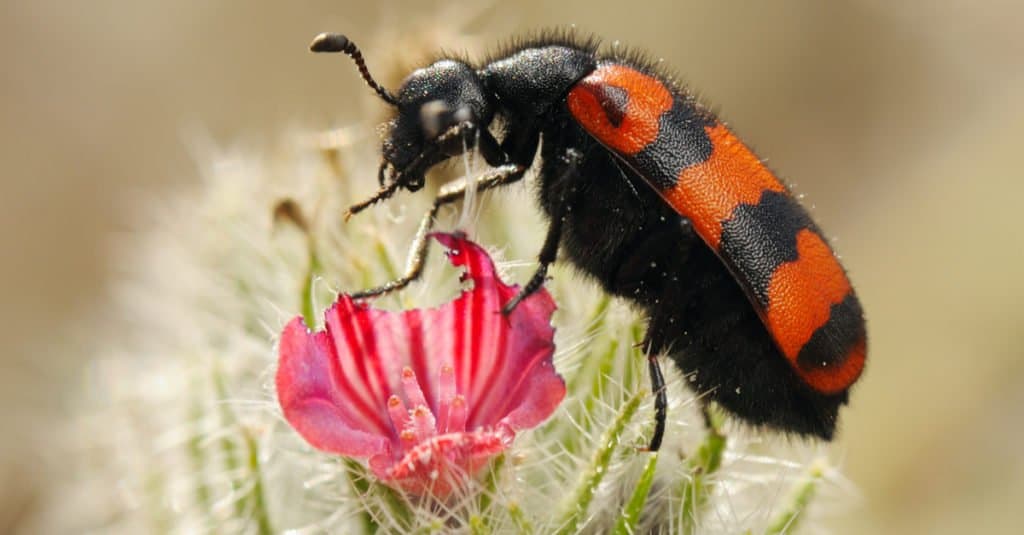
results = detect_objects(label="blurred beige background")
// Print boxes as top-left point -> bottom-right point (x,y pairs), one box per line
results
2,0 -> 1022,533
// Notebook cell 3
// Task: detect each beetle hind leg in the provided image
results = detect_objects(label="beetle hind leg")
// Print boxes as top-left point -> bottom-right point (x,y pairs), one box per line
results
646,352 -> 669,451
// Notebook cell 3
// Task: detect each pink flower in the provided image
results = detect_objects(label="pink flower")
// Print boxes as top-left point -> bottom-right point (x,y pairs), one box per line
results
276,233 -> 565,496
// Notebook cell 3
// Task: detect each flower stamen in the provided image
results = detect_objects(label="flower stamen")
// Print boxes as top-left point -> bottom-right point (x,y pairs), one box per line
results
401,366 -> 429,410
437,364 -> 456,432
448,394 -> 468,434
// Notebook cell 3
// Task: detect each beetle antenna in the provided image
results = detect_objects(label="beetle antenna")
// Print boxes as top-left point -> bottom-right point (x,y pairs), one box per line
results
310,32 -> 399,106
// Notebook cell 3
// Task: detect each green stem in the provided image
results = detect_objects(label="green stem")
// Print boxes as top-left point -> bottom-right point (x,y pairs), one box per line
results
301,248 -> 322,328
477,454 -> 506,525
213,369 -> 244,518
765,458 -> 827,534
555,389 -> 643,535
343,459 -> 414,532
212,366 -> 272,533
507,501 -> 533,534
613,452 -> 659,535
623,323 -> 645,390
586,340 -> 619,415
679,409 -> 727,534
376,483 -> 414,529
564,295 -> 613,397
561,337 -> 619,457
468,515 -> 490,535
342,459 -> 380,534
242,428 -> 273,535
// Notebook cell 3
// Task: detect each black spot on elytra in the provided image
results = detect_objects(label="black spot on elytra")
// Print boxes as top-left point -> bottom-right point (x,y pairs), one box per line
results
631,100 -> 714,189
796,292 -> 865,370
719,190 -> 817,304
594,84 -> 628,127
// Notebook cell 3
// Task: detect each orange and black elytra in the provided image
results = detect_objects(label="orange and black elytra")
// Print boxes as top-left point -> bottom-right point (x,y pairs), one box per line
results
311,30 -> 866,450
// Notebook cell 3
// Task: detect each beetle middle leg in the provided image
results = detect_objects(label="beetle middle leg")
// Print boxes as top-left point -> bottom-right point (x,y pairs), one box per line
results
501,148 -> 583,315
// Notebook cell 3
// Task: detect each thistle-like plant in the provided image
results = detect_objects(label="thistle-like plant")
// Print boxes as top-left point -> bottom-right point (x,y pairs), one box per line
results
46,120 -> 856,532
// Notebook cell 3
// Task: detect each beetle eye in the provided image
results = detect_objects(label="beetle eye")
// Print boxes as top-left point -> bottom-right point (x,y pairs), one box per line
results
419,100 -> 451,140
419,101 -> 477,142
452,105 -> 472,124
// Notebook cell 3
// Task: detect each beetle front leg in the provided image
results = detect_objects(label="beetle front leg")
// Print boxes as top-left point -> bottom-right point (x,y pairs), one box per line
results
349,163 -> 529,300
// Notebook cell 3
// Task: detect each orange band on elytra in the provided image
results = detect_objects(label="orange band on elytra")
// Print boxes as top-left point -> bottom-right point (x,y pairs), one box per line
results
765,230 -> 851,359
663,124 -> 787,248
566,65 -> 673,155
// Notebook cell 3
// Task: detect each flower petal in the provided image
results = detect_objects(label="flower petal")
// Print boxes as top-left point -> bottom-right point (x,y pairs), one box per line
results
429,233 -> 565,430
276,317 -> 390,457
276,232 -> 565,496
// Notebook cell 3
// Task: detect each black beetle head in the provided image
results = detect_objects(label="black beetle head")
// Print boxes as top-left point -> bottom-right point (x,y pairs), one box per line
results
381,60 -> 493,190
310,33 -> 494,194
